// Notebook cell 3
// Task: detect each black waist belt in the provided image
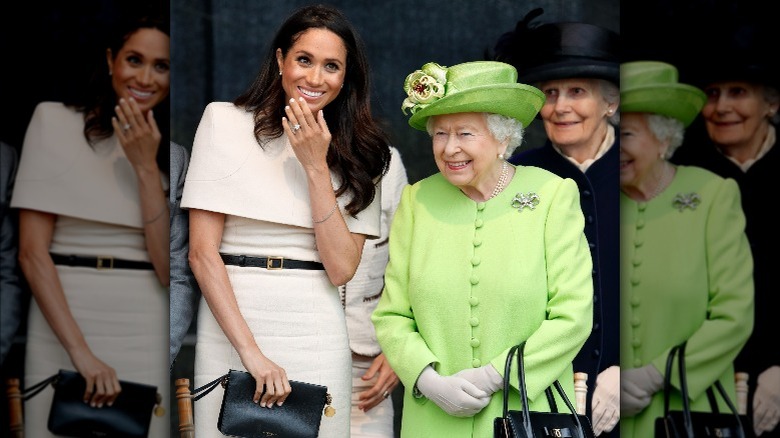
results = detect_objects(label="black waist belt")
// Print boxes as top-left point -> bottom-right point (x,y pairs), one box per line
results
220,253 -> 324,270
50,253 -> 155,270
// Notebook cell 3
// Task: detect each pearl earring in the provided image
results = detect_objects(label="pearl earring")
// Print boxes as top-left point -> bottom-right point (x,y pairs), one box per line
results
498,153 -> 505,160
279,71 -> 282,76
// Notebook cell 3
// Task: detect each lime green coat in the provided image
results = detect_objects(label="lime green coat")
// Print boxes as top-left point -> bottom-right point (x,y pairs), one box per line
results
620,166 -> 754,438
372,165 -> 593,437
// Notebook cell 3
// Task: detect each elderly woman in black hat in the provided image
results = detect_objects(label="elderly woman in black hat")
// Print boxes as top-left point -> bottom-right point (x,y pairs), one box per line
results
372,60 -> 593,437
671,22 -> 780,437
493,8 -> 621,436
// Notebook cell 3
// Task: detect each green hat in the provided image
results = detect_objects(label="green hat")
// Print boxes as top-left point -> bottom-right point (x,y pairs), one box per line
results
620,61 -> 706,127
401,61 -> 545,131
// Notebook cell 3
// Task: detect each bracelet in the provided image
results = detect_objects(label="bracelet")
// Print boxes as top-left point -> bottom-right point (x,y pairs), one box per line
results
143,206 -> 167,224
313,202 -> 339,224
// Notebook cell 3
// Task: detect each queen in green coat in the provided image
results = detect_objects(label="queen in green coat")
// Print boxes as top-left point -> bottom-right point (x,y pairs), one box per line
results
619,61 -> 754,438
372,61 -> 594,437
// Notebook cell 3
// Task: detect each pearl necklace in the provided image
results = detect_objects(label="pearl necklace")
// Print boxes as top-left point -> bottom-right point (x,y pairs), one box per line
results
647,161 -> 673,201
488,161 -> 510,200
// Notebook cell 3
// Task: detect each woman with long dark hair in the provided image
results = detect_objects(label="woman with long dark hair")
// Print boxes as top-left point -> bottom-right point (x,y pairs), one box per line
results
181,4 -> 391,436
11,10 -> 171,438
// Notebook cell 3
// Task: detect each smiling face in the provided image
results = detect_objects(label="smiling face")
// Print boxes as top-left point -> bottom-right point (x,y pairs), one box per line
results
538,78 -> 614,150
276,28 -> 347,114
430,112 -> 507,198
701,81 -> 777,151
619,112 -> 667,192
106,28 -> 170,115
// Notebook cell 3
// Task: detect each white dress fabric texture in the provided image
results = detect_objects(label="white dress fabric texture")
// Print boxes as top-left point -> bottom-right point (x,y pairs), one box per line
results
181,102 -> 381,438
10,102 -> 169,438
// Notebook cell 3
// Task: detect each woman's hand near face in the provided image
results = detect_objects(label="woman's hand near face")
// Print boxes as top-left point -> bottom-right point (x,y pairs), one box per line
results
113,97 -> 161,174
283,97 -> 332,172
113,97 -> 169,285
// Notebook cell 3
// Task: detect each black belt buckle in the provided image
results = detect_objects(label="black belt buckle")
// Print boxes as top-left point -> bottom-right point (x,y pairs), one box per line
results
96,256 -> 114,270
266,256 -> 284,270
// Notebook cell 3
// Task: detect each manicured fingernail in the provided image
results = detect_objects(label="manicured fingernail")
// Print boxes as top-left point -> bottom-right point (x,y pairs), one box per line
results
285,106 -> 290,111
289,98 -> 295,103
299,97 -> 304,102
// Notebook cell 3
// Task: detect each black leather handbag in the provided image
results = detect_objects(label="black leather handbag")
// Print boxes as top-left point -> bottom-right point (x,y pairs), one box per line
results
494,342 -> 594,438
654,341 -> 751,438
22,369 -> 162,438
191,369 -> 335,438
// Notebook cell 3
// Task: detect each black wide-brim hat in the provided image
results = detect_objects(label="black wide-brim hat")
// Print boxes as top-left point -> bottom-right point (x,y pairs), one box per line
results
680,23 -> 779,90
494,8 -> 620,85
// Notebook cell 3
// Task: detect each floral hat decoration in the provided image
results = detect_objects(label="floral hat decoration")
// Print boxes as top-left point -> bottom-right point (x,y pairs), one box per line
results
620,61 -> 706,127
401,61 -> 545,131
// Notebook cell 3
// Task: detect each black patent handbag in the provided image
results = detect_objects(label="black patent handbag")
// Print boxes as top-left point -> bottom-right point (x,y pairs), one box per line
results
494,342 -> 594,438
21,369 -> 162,438
191,369 -> 335,438
654,341 -> 752,438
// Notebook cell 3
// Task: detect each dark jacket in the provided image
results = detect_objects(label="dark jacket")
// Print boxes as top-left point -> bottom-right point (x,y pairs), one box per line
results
1,141 -> 25,365
169,141 -> 200,368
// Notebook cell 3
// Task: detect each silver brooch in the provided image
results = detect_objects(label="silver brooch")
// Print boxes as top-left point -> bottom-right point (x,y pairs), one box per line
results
511,192 -> 540,212
672,193 -> 701,212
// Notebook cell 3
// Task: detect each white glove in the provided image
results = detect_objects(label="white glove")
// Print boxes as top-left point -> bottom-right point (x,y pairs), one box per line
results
592,366 -> 620,436
754,366 -> 780,436
415,365 -> 491,417
453,364 -> 504,395
621,364 -> 663,417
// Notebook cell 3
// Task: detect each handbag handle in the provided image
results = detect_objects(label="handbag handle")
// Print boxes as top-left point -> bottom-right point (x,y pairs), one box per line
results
190,372 -> 229,402
502,342 -> 586,438
662,341 -> 745,438
19,373 -> 60,401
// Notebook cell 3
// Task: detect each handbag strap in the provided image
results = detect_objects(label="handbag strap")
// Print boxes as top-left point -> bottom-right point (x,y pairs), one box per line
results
502,342 -> 585,438
663,341 -> 745,438
712,380 -> 746,437
502,343 -> 533,437
662,342 -> 694,437
190,373 -> 229,402
20,372 -> 59,401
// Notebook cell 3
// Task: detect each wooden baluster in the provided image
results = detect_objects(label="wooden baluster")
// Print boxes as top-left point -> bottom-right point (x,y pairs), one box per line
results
176,378 -> 195,438
6,378 -> 24,438
735,372 -> 749,416
574,372 -> 588,416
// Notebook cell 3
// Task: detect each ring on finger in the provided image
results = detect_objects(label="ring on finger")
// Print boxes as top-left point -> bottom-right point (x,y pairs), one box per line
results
122,123 -> 131,131
382,390 -> 390,399
292,123 -> 301,133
